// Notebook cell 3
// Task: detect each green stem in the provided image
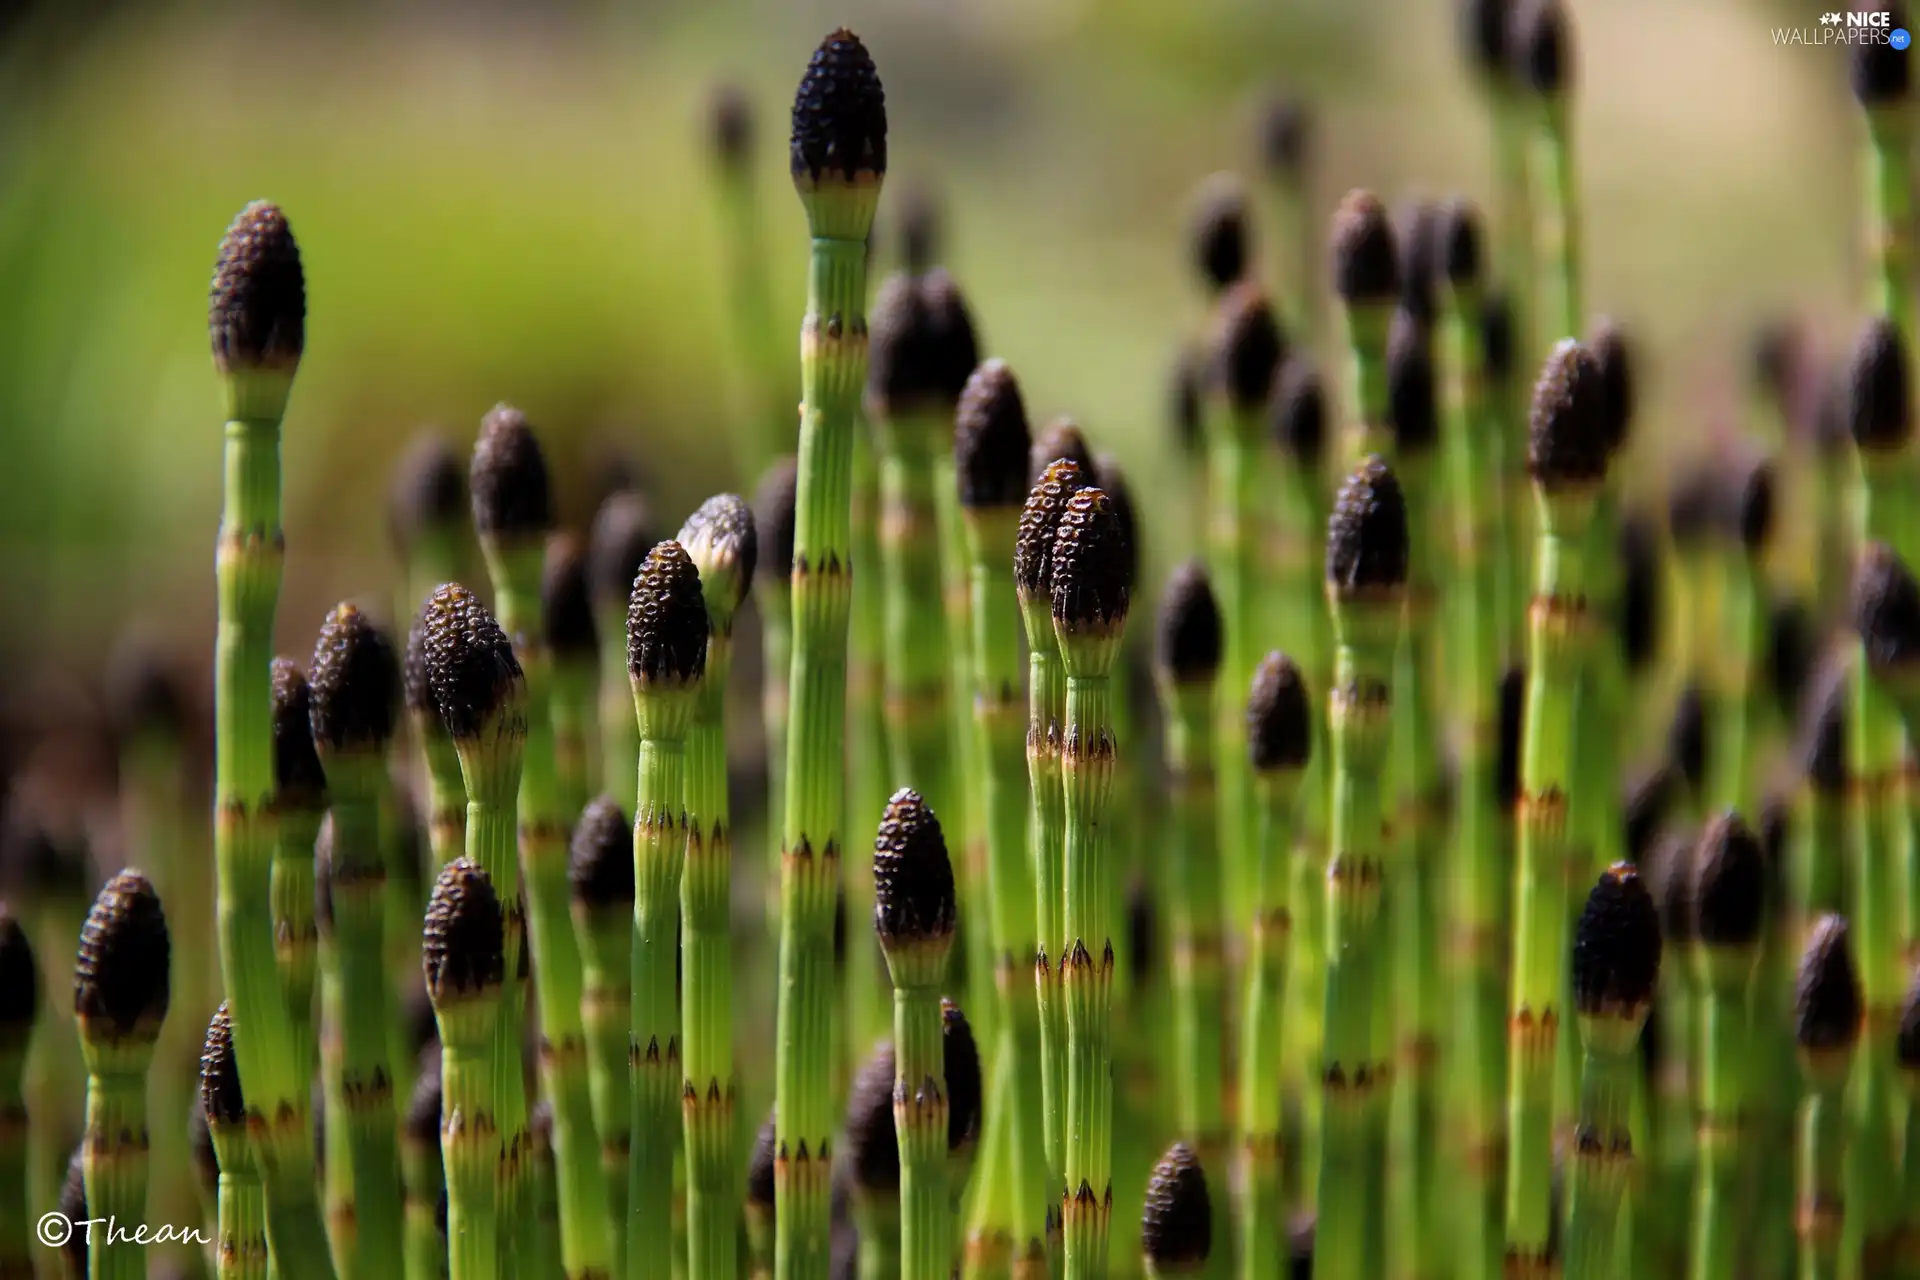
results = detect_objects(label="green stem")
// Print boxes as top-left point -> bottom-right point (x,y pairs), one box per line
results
1798,1061 -> 1850,1280
439,1020 -> 502,1280
894,985 -> 950,1280
1689,962 -> 1756,1280
760,573 -> 793,933
82,1065 -> 150,1280
848,427 -> 893,1060
1563,1036 -> 1637,1280
270,804 -> 322,1086
777,222 -> 872,1280
853,1194 -> 901,1280
600,606 -> 642,814
1530,97 -> 1581,357
400,1098 -> 445,1280
1205,417 -> 1259,946
1022,611 -> 1068,1230
552,660 -> 600,832
1866,108 -> 1914,343
573,895 -> 632,1266
631,729 -> 690,1279
715,153 -> 786,467
217,1166 -> 270,1280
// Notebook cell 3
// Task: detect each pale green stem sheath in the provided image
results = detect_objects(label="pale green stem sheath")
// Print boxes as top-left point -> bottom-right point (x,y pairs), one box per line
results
437,996 -> 503,1280
269,794 -> 323,1103
573,869 -> 633,1265
1020,587 -> 1068,1236
1204,399 -> 1262,946
215,1148 -> 270,1280
1799,1059 -> 1849,1280
894,985 -> 950,1280
849,426 -> 893,1062
1689,958 -> 1757,1280
1563,1031 -> 1639,1280
82,1065 -> 154,1280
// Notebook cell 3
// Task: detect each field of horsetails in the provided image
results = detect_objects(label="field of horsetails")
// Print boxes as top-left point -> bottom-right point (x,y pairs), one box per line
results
0,3 -> 1916,1278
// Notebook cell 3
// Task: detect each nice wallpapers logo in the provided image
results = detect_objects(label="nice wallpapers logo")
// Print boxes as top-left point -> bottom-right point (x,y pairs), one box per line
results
1776,10 -> 1913,46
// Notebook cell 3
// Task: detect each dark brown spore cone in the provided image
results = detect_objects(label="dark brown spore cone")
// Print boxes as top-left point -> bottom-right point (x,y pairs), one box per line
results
1258,95 -> 1310,177
1189,178 -> 1249,293
391,434 -> 467,552
1051,487 -> 1133,629
1512,0 -> 1570,96
1691,812 -> 1767,948
1397,199 -> 1443,322
423,857 -> 505,1003
74,869 -> 170,1034
209,200 -> 304,372
1171,346 -> 1203,457
308,604 -> 400,752
1588,319 -> 1633,454
1326,454 -> 1410,595
590,490 -> 658,610
867,269 -> 981,416
1848,316 -> 1911,450
1270,356 -> 1326,465
754,458 -> 800,580
872,788 -> 956,945
747,1110 -> 778,1208
1141,1141 -> 1213,1268
1386,309 -> 1438,453
1729,459 -> 1774,553
955,359 -> 1033,510
791,28 -> 887,182
0,905 -> 39,1043
1527,339 -> 1611,492
1669,684 -> 1708,798
1853,541 -> 1920,676
402,620 -> 435,718
1247,651 -> 1312,774
1617,515 -> 1660,673
1899,970 -> 1920,1070
1800,651 -> 1850,795
844,1041 -> 899,1192
1209,283 -> 1285,413
1666,466 -> 1719,549
1767,599 -> 1815,720
1331,190 -> 1399,306
105,640 -> 188,743
1496,665 -> 1527,811
1014,459 -> 1086,599
1156,562 -> 1223,684
1623,766 -> 1675,865
1796,914 -> 1862,1053
942,998 -> 982,1151
271,657 -> 328,806
1030,420 -> 1096,490
1095,455 -> 1139,597
471,404 -> 554,539
568,795 -> 635,909
1439,197 -> 1482,286
405,1063 -> 443,1145
200,1002 -> 244,1125
542,535 -> 598,661
626,541 -> 709,686
1481,292 -> 1515,384
710,83 -> 754,168
1460,0 -> 1512,76
423,584 -> 524,740
1572,863 -> 1662,1016
1852,2 -> 1909,105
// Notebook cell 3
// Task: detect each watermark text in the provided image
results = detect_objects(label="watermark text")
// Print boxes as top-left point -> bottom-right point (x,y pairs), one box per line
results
36,1212 -> 210,1249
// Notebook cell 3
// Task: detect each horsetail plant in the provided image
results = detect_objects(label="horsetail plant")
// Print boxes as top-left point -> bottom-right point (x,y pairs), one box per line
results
748,1114 -> 778,1280
424,857 -> 508,1280
953,358 -> 1046,1275
208,201 -> 334,1279
1188,174 -> 1250,297
1236,652 -> 1310,1280
530,1101 -> 563,1276
420,583 -> 531,1268
0,907 -> 34,1279
203,1004 -> 268,1280
872,788 -> 958,1280
307,603 -> 404,1276
1686,813 -> 1768,1280
390,435 -> 469,636
1505,338 -> 1613,1277
678,493 -> 759,1280
589,491 -> 656,811
269,659 -> 326,1073
1053,485 -> 1133,1280
545,535 -> 602,824
780,33 -> 887,1277
75,869 -> 171,1280
401,1064 -> 446,1280
1514,0 -> 1579,352
942,997 -> 983,1209
1314,454 -> 1410,1280
569,795 -> 637,1259
1562,863 -> 1660,1280
1141,1143 -> 1212,1280
755,458 -> 800,926
1852,5 -> 1912,340
405,618 -> 469,868
708,84 -> 788,469
1257,96 -> 1314,339
1795,914 -> 1862,1280
845,1042 -> 903,1279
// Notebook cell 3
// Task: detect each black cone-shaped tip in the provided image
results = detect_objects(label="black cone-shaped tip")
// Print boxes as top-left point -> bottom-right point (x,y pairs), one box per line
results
867,269 -> 981,417
1439,196 -> 1483,286
1852,541 -> 1920,677
754,458 -> 800,582
1270,355 -> 1326,465
1617,515 -> 1660,673
1691,811 -> 1768,948
1496,664 -> 1527,811
1015,459 -> 1087,599
679,493 -> 760,621
710,83 -> 755,169
209,201 -> 305,372
791,29 -> 887,182
1258,95 -> 1311,178
1512,0 -> 1571,95
1587,318 -> 1634,455
1847,316 -> 1911,450
1728,459 -> 1775,554
942,998 -> 982,1151
1247,651 -> 1312,774
747,1109 -> 777,1209
1155,562 -> 1223,685
1767,598 -> 1816,722
423,857 -> 506,1005
1528,339 -> 1611,492
590,490 -> 658,612
1797,913 -> 1863,1053
271,657 -> 328,807
200,1002 -> 244,1125
1623,765 -> 1675,866
0,905 -> 39,1042
626,541 -> 709,686
74,869 -> 170,1034
1141,1141 -> 1212,1269
1481,291 -> 1515,385
104,639 -> 188,744
1029,419 -> 1097,490
872,788 -> 956,946
1051,487 -> 1133,628
1397,199 -> 1443,323
568,796 -> 634,909
404,1061 -> 443,1145
1331,190 -> 1399,306
1189,174 -> 1250,293
1170,346 -> 1203,457
844,1040 -> 900,1192
1326,454 -> 1410,595
390,433 -> 467,554
1853,3 -> 1910,105
1899,969 -> 1920,1070
542,535 -> 599,661
1669,684 -> 1708,798
1572,863 -> 1662,1017
1387,309 -> 1438,454
308,603 -> 400,753
471,404 -> 554,539
1800,651 -> 1851,796
1460,0 -> 1513,76
956,359 -> 1034,510
421,584 -> 524,740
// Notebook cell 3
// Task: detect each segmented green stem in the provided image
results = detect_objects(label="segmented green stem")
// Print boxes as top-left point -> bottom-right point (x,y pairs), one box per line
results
81,1059 -> 152,1280
270,801 -> 323,1090
210,1106 -> 270,1280
684,632 -> 738,1280
214,412 -> 334,1280
777,209 -> 873,1280
1313,594 -> 1401,1280
1505,483 -> 1599,1269
1529,97 -> 1581,360
1206,408 -> 1261,945
553,659 -> 600,829
714,142 -> 786,468
573,892 -> 631,1262
438,1007 -> 502,1280
599,607 -> 642,814
893,984 -> 950,1280
759,569 -> 793,931
1689,951 -> 1757,1280
849,428 -> 894,1059
1798,1053 -> 1851,1280
1021,596 -> 1068,1226
400,1093 -> 444,1280
1866,106 -> 1914,345
1563,1027 -> 1639,1280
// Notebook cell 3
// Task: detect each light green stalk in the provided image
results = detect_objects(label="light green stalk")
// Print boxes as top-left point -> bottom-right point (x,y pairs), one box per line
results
1505,471 -> 1602,1273
80,1020 -> 162,1280
849,426 -> 894,1060
485,547 -> 612,1280
401,1080 -> 446,1280
1689,912 -> 1763,1280
711,94 -> 787,469
553,654 -> 601,831
572,858 -> 633,1264
213,311 -> 333,1280
1563,1001 -> 1647,1280
207,1073 -> 270,1280
757,492 -> 795,940
778,152 -> 882,1280
531,1106 -> 563,1277
1527,80 -> 1580,368
408,669 -> 469,870
889,975 -> 952,1280
854,1192 -> 902,1280
435,969 -> 503,1280
270,780 -> 324,1104
1864,100 -> 1914,348
1798,1040 -> 1853,1280
316,766 -> 404,1278
1312,558 -> 1405,1280
1236,701 -> 1306,1280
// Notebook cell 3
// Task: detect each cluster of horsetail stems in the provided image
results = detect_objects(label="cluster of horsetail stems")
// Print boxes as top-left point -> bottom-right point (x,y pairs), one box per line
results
203,1003 -> 269,1280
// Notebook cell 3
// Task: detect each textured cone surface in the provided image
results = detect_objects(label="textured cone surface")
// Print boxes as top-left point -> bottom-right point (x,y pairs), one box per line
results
200,1002 -> 245,1125
1015,459 -> 1087,597
271,657 -> 328,806
423,857 -> 506,1005
1270,356 -> 1326,464
1327,454 -> 1410,593
627,540 -> 710,684
791,28 -> 887,180
1527,339 -> 1611,491
1156,561 -> 1223,683
74,869 -> 170,1032
956,359 -> 1033,509
568,796 -> 635,908
471,404 -> 554,538
1331,189 -> 1399,304
1142,1141 -> 1212,1268
1247,651 -> 1311,773
680,493 -> 760,617
209,200 -> 304,371
309,603 -> 400,751
872,788 -> 956,945
1797,914 -> 1863,1052
1572,863 -> 1661,1016
1029,420 -> 1096,490
421,583 -> 524,740
1051,487 -> 1132,626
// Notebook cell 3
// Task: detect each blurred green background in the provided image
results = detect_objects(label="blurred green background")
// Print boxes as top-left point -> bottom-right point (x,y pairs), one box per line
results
0,0 -> 1874,691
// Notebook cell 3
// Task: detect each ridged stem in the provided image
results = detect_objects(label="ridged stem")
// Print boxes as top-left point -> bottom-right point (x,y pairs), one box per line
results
848,424 -> 893,1060
760,576 -> 794,932
439,1010 -> 502,1280
216,1162 -> 270,1280
400,1093 -> 444,1280
630,722 -> 690,1279
1563,1027 -> 1639,1280
1529,97 -> 1581,358
270,803 -> 322,1097
1866,107 -> 1914,345
552,660 -> 600,832
853,1194 -> 901,1280
1798,1055 -> 1851,1280
1021,599 -> 1068,1239
573,895 -> 632,1263
1688,956 -> 1756,1280
82,1061 -> 152,1280
777,221 -> 872,1280
599,608 -> 642,814
1206,414 -> 1261,946
715,154 -> 786,468
894,983 -> 950,1280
